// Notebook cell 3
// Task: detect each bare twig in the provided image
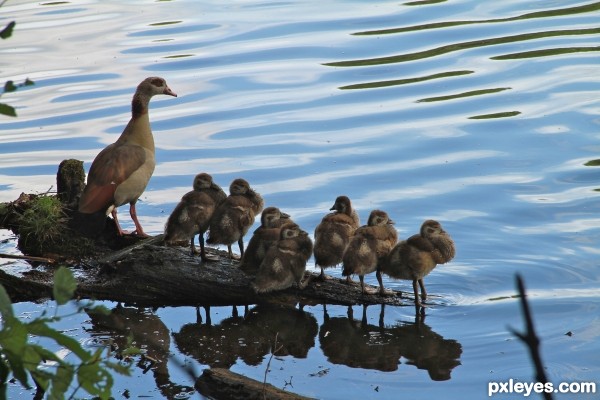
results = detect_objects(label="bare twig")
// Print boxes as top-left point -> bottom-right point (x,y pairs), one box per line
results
263,332 -> 284,399
97,234 -> 164,264
508,274 -> 553,400
0,253 -> 55,264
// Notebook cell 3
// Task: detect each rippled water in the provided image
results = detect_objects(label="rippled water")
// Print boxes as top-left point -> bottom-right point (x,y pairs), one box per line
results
2,0 -> 600,399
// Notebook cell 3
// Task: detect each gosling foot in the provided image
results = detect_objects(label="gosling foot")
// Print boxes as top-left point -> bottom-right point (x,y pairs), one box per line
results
361,286 -> 379,295
315,272 -> 332,282
378,287 -> 396,297
201,253 -> 220,262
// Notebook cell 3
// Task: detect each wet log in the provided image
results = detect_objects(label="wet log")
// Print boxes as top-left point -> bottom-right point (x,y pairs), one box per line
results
195,368 -> 316,400
0,237 -> 407,307
0,268 -> 54,303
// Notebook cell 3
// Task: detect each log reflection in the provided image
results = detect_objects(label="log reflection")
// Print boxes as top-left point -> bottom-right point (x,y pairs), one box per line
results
319,304 -> 462,380
86,305 -> 192,399
173,303 -> 318,368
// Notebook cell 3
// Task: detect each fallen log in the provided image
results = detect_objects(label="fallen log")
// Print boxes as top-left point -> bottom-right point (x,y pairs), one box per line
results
195,368 -> 316,400
0,237 -> 407,307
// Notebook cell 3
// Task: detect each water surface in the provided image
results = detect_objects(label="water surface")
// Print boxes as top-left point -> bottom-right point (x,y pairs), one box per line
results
1,0 -> 600,398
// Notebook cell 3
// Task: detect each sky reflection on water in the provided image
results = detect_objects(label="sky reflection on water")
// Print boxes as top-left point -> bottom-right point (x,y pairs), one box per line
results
1,0 -> 600,399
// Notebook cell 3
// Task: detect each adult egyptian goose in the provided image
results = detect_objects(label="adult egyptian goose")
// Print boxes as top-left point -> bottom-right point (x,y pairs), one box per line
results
342,210 -> 397,295
313,195 -> 360,282
77,77 -> 177,237
252,222 -> 313,293
239,206 -> 291,275
164,173 -> 226,260
207,178 -> 264,259
377,219 -> 455,307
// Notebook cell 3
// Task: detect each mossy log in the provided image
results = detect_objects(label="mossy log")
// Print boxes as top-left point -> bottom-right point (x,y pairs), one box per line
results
195,368 -> 316,400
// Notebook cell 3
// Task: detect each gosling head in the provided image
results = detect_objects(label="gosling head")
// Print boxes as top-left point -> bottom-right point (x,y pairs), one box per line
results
367,209 -> 394,227
229,178 -> 250,195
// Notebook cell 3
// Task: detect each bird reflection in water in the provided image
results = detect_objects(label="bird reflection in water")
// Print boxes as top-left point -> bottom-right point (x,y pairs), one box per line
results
173,303 -> 318,369
319,304 -> 462,381
86,305 -> 193,399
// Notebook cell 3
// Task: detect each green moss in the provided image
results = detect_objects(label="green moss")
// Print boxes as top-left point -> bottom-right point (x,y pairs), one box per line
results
16,195 -> 94,257
19,196 -> 64,240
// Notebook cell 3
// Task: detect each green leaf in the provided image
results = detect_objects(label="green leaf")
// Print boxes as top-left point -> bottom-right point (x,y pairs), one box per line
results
22,346 -> 43,370
27,320 -> 91,361
87,304 -> 111,316
28,344 -> 62,364
53,267 -> 77,305
0,318 -> 30,388
3,81 -> 16,93
0,103 -> 17,117
30,369 -> 53,393
104,361 -> 132,377
121,346 -> 142,356
50,364 -> 74,400
0,21 -> 15,39
0,356 -> 10,387
0,285 -> 14,319
77,362 -> 113,399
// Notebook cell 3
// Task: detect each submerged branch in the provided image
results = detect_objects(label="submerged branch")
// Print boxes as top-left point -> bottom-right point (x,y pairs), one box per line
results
508,274 -> 553,400
196,368 -> 316,400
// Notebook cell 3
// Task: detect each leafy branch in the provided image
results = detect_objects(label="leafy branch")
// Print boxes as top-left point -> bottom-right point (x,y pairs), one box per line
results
0,267 -> 138,399
1,6 -> 35,117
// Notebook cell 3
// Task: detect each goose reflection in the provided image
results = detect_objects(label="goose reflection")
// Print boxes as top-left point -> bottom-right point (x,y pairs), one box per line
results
392,314 -> 463,381
172,307 -> 250,368
86,305 -> 192,399
173,303 -> 318,369
319,305 -> 401,372
319,304 -> 462,380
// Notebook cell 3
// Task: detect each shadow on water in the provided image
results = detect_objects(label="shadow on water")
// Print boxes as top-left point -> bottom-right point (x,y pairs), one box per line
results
173,303 -> 318,368
88,302 -> 463,396
325,1 -> 600,116
86,305 -> 194,399
326,27 -> 600,68
354,2 -> 600,36
319,304 -> 462,381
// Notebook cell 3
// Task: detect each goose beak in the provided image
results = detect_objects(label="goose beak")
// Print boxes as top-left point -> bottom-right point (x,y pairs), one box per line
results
164,86 -> 177,97
281,212 -> 291,219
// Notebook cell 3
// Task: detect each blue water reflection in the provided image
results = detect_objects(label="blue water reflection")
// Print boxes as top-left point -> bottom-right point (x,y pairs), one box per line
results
1,0 -> 600,398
